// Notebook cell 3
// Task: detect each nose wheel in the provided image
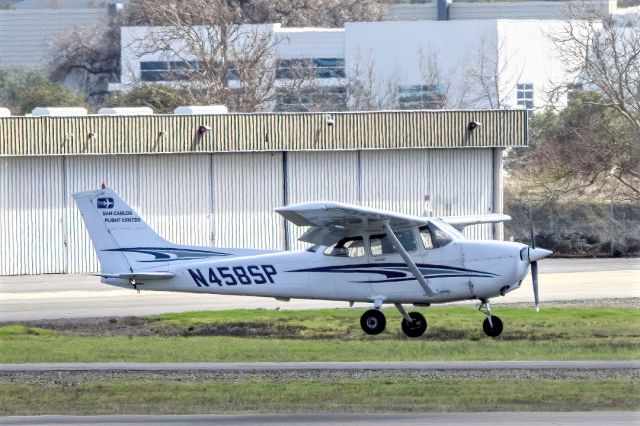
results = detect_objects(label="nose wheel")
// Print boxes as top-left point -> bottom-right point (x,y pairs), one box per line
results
479,299 -> 503,337
360,309 -> 386,335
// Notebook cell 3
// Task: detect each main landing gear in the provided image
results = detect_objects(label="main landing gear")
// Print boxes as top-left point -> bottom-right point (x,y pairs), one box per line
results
479,299 -> 503,337
360,309 -> 386,335
359,303 -> 427,338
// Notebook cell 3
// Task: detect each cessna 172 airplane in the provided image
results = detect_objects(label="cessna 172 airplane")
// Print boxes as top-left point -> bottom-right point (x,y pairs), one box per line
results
74,187 -> 552,338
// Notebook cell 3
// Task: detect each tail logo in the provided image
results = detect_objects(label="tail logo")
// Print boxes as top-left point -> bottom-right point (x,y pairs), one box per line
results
97,197 -> 115,209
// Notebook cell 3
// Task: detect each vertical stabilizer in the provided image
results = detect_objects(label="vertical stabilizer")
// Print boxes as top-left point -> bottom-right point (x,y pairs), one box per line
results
73,188 -> 173,273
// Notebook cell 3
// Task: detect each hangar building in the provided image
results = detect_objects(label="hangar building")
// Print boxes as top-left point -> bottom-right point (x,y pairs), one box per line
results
0,109 -> 527,275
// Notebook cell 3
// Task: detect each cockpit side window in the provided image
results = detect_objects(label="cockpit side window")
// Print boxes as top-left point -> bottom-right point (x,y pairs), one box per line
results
419,226 -> 434,249
370,230 -> 416,256
323,236 -> 365,257
419,222 -> 456,249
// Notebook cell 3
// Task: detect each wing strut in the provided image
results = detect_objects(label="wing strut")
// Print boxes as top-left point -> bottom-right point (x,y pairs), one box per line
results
383,222 -> 437,298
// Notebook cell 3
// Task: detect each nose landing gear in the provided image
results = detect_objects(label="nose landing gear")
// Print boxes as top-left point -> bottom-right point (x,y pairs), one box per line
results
401,312 -> 427,338
479,299 -> 503,337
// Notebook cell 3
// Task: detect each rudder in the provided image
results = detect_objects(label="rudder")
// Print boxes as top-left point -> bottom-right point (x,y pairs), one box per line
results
73,188 -> 173,273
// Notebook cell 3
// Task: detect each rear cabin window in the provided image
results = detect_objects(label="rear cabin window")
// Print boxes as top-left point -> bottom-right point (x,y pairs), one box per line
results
324,236 -> 365,257
370,230 -> 416,256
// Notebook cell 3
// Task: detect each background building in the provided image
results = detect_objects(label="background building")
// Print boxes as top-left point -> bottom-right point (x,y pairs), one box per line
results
0,109 -> 526,275
113,19 -> 570,113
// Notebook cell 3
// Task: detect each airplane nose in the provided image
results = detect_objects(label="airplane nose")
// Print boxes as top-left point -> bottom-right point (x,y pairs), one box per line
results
529,248 -> 553,262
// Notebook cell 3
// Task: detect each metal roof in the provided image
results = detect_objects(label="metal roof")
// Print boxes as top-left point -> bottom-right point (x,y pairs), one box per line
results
0,110 -> 527,156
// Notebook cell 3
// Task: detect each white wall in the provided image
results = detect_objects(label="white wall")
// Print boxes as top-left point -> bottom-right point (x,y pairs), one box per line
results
116,19 -> 576,109
275,27 -> 344,59
119,24 -> 344,88
120,24 -> 280,86
497,20 -> 571,109
344,20 -> 498,108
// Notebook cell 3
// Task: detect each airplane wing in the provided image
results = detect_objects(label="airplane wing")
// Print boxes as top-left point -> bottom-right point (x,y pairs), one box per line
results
440,214 -> 511,231
275,202 -> 429,246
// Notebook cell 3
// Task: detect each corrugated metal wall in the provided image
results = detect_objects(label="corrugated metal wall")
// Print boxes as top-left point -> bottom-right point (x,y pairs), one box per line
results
360,149 -> 493,240
0,157 -> 65,275
0,110 -> 527,156
212,153 -> 285,250
286,151 -> 360,251
0,148 -> 496,275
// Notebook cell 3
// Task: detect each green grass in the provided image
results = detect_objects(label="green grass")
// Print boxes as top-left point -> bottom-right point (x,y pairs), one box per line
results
1,379 -> 637,415
1,307 -> 638,363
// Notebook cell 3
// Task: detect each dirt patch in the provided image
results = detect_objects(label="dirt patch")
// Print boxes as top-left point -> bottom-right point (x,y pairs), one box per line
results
2,298 -> 636,340
5,317 -> 308,338
176,322 -> 305,337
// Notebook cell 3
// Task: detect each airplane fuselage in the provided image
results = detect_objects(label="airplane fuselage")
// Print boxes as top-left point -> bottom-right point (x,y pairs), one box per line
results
104,240 -> 531,305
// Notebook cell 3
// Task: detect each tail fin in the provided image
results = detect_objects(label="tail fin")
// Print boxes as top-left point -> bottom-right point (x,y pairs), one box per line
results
74,187 -> 275,275
73,188 -> 174,274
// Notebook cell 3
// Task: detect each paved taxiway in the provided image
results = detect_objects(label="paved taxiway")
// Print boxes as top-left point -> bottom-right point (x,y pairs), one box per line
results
2,412 -> 638,425
0,258 -> 637,321
2,360 -> 639,372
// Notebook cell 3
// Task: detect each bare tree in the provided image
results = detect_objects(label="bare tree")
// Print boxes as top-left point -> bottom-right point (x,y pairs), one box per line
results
49,16 -> 121,105
346,55 -> 399,111
126,0 -> 383,28
123,0 -> 280,112
463,33 -> 522,109
239,0 -> 383,28
550,4 -> 640,130
538,3 -> 640,198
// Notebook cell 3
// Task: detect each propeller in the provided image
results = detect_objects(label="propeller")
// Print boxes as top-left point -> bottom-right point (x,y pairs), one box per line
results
530,215 -> 540,312
527,208 -> 552,312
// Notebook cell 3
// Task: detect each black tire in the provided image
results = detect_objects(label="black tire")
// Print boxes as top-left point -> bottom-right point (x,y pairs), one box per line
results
360,309 -> 386,335
401,312 -> 427,338
482,315 -> 503,337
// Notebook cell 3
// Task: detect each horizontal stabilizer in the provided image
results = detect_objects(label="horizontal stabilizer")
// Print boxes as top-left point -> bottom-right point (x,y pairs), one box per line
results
91,272 -> 175,280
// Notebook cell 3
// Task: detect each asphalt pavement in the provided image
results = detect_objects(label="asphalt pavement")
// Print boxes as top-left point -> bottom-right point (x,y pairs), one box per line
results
1,412 -> 638,426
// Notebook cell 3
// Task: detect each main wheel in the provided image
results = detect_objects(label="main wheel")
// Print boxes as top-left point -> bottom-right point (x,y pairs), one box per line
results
482,315 -> 503,337
360,309 -> 386,335
401,312 -> 427,338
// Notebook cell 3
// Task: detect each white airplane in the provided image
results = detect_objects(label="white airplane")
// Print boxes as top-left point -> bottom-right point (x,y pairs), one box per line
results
74,187 -> 552,338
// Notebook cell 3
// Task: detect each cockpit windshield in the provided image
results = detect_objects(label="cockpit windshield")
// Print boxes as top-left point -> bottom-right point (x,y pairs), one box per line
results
431,220 -> 464,239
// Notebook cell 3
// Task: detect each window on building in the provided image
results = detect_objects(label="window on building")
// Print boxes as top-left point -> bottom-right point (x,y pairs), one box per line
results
324,237 -> 365,257
567,83 -> 584,104
398,85 -> 445,110
276,87 -> 347,112
516,83 -> 534,110
140,60 -> 240,82
140,61 -> 201,82
276,58 -> 345,80
226,64 -> 240,81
